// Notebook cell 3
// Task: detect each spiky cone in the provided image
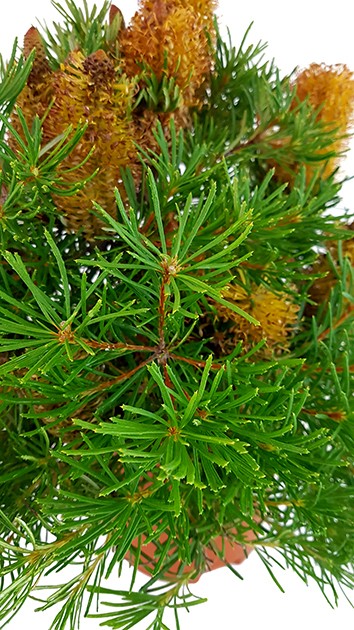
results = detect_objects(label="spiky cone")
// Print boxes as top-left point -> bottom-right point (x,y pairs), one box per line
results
12,27 -> 53,125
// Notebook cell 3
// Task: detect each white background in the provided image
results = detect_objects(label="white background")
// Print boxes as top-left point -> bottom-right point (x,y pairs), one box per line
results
1,1 -> 353,629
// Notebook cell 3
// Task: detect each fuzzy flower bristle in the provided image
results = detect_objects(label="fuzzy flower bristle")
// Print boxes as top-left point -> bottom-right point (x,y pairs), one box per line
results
296,63 -> 354,178
38,50 -> 135,238
120,0 -> 216,108
216,284 -> 299,353
295,63 -> 354,134
272,63 -> 354,184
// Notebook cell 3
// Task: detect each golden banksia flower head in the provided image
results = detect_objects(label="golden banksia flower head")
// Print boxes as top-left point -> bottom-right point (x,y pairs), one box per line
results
216,284 -> 299,354
120,0 -> 216,107
10,1 -> 219,239
273,63 -> 354,184
119,0 -> 217,164
13,30 -> 136,239
41,49 -> 136,238
295,63 -> 354,133
295,63 -> 354,178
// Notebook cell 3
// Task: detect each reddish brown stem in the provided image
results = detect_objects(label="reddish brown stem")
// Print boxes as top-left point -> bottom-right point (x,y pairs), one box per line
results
140,211 -> 155,234
302,408 -> 346,421
301,363 -> 354,374
163,364 -> 173,389
158,280 -> 167,341
170,353 -> 223,370
318,305 -> 354,341
82,339 -> 155,352
82,356 -> 154,395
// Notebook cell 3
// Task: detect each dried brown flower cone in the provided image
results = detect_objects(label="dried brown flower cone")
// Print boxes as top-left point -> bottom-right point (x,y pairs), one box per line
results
23,26 -> 51,88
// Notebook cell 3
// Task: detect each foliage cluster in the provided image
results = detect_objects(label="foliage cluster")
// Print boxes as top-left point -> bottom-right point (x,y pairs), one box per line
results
0,1 -> 353,628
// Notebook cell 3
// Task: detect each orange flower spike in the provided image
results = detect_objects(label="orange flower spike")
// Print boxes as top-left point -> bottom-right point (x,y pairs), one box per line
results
120,0 -> 217,107
178,0 -> 217,31
271,64 -> 354,185
295,63 -> 354,175
40,50 -> 88,156
296,64 -> 354,135
81,49 -> 135,171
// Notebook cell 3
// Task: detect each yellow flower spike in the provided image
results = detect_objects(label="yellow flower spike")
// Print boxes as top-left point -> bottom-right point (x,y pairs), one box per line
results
119,0 -> 217,170
216,284 -> 299,354
296,63 -> 354,135
40,50 -> 136,239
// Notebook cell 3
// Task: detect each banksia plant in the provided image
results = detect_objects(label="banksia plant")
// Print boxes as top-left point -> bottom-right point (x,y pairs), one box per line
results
0,1 -> 353,628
